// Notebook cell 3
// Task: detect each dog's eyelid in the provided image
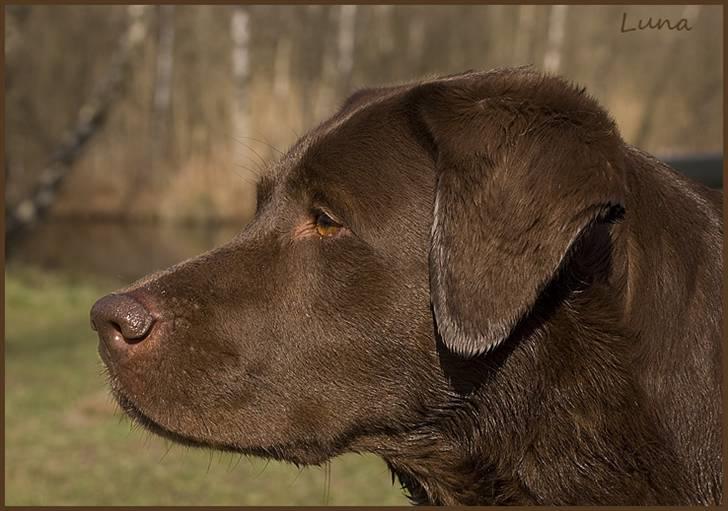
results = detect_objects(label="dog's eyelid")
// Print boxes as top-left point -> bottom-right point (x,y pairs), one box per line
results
309,204 -> 360,239
311,205 -> 344,226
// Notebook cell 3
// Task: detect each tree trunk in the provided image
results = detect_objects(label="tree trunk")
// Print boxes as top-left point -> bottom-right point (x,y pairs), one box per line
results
5,5 -> 149,248
313,7 -> 340,120
273,38 -> 292,101
406,9 -> 426,66
230,5 -> 251,141
632,5 -> 702,149
337,4 -> 357,96
152,4 -> 175,160
512,5 -> 536,64
543,5 -> 568,73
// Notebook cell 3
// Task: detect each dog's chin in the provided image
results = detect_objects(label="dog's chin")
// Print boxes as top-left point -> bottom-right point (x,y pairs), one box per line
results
99,347 -> 263,456
106,384 -> 337,466
109,387 -> 215,450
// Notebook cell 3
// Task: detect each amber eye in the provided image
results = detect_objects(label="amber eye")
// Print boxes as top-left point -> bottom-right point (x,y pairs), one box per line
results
314,210 -> 342,237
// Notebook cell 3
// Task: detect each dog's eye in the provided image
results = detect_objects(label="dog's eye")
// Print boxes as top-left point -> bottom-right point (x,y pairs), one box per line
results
314,211 -> 343,237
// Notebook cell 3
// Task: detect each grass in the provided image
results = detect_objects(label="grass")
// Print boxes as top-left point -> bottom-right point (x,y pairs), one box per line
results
4,266 -> 409,505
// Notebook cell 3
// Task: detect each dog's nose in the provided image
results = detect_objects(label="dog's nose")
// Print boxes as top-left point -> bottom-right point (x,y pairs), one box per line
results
90,293 -> 155,345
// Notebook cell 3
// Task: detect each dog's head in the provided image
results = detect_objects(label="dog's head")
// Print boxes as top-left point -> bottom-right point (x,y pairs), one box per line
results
91,68 -> 626,465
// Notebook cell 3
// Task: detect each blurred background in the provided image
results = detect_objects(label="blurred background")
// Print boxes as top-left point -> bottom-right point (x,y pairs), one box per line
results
4,4 -> 723,506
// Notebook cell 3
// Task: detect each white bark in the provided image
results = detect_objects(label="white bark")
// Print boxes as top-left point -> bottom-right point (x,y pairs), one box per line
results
153,5 -> 175,118
6,6 -> 149,242
512,5 -> 536,64
5,10 -> 21,60
337,5 -> 357,81
313,7 -> 339,119
153,5 -> 175,156
273,38 -> 292,99
230,6 -> 251,140
375,5 -> 394,55
681,4 -> 701,24
633,4 -> 702,148
406,12 -> 426,63
126,5 -> 148,48
543,5 -> 568,73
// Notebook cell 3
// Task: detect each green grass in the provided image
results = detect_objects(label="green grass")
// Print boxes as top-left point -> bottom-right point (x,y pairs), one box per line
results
5,266 -> 409,505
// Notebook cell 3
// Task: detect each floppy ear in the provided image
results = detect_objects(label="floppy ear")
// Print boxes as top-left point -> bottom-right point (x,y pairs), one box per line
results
412,72 -> 626,357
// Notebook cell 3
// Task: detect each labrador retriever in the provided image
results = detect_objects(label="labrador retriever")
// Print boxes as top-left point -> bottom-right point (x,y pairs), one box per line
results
91,68 -> 723,505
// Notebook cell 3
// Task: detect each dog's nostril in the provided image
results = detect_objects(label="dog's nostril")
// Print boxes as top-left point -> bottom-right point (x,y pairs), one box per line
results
90,293 -> 155,345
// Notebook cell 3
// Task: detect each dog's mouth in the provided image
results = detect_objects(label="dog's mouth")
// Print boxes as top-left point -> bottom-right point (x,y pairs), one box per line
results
98,338 -> 364,466
102,364 -> 323,464
98,340 -> 237,453
108,384 -> 212,449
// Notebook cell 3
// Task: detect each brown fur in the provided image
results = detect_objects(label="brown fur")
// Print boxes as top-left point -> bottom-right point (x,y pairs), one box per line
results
91,68 -> 722,505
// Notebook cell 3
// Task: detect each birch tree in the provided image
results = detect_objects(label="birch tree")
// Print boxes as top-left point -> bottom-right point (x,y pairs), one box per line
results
230,5 -> 251,142
313,7 -> 340,119
273,38 -> 292,101
543,5 -> 568,73
337,5 -> 357,96
153,4 -> 176,159
512,5 -> 536,64
406,9 -> 426,65
633,5 -> 702,149
5,5 -> 149,245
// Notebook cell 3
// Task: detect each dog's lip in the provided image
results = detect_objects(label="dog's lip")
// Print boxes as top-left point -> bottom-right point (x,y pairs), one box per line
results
110,386 -> 214,449
109,387 -> 288,459
97,333 -> 119,373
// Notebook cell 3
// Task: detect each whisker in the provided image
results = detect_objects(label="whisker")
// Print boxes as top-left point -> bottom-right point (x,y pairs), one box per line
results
323,461 -> 332,505
236,139 -> 270,170
234,162 -> 263,179
236,135 -> 285,156
290,465 -> 305,486
160,439 -> 174,462
231,453 -> 245,471
229,164 -> 261,187
254,458 -> 271,478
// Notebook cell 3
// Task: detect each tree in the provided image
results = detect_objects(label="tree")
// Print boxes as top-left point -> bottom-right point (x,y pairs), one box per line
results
632,5 -> 702,149
5,5 -> 148,246
337,4 -> 358,95
230,5 -> 251,141
543,5 -> 568,73
152,4 -> 176,160
512,5 -> 536,65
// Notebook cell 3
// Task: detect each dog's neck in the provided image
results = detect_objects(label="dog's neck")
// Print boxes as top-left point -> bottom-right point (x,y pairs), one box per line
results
382,438 -> 532,505
375,283 -> 687,506
367,246 -> 650,506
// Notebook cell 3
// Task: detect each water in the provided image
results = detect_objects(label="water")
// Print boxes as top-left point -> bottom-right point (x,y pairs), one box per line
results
9,219 -> 245,284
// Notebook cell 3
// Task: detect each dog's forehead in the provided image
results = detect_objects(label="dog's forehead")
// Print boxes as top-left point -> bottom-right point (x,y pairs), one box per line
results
267,86 -> 424,194
263,69 -> 517,189
261,68 -> 551,195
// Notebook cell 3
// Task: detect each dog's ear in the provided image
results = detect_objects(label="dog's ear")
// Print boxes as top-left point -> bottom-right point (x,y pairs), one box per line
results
410,72 -> 626,357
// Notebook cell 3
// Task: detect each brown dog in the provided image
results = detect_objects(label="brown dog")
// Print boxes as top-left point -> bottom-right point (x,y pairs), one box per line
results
91,68 -> 723,505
